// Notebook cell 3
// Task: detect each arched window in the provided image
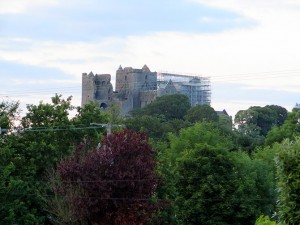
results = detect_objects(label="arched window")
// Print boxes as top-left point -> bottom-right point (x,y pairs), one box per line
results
100,102 -> 108,109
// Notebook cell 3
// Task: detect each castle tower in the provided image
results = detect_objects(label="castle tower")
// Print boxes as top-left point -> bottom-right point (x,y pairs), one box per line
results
94,74 -> 113,109
81,72 -> 95,107
115,65 -> 157,110
81,72 -> 113,109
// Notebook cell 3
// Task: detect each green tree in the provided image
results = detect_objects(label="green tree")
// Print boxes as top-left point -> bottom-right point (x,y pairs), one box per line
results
275,138 -> 300,225
175,145 -> 268,225
266,105 -> 288,127
0,135 -> 46,225
0,95 -> 109,224
235,105 -> 287,137
157,123 -> 235,224
125,115 -> 191,141
252,145 -> 282,216
218,114 -> 233,130
234,105 -> 287,153
0,99 -> 19,132
125,115 -> 165,139
255,215 -> 281,225
184,104 -> 218,123
130,94 -> 191,120
265,110 -> 300,146
157,122 -> 275,225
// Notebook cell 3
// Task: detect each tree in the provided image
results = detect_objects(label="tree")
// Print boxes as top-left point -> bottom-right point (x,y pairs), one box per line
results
235,105 -> 287,137
252,145 -> 282,216
55,129 -> 160,225
266,105 -> 287,127
0,100 -> 47,224
130,94 -> 191,120
275,138 -> 300,225
125,115 -> 165,140
0,99 -> 19,132
72,101 -> 109,143
0,135 -> 46,225
175,145 -> 268,225
168,122 -> 236,157
156,123 -> 235,224
255,215 -> 281,225
125,115 -> 191,141
0,95 -> 109,225
184,104 -> 218,123
234,105 -> 288,153
157,122 -> 275,225
218,114 -> 233,130
265,110 -> 300,146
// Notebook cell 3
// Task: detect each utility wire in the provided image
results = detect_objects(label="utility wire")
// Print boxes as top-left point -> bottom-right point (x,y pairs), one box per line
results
1,68 -> 300,96
1,73 -> 299,98
0,190 -> 275,201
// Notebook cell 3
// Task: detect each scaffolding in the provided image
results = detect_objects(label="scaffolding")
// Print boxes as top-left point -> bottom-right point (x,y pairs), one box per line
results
157,72 -> 211,106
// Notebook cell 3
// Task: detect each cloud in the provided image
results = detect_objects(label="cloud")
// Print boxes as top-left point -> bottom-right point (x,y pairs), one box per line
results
191,0 -> 300,15
1,0 -> 300,114
0,0 -> 59,14
0,0 -> 253,41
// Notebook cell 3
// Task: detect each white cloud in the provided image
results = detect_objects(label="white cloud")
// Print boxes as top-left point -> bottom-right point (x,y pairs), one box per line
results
1,0 -> 300,113
0,0 -> 59,14
9,79 -> 81,86
199,16 -> 252,25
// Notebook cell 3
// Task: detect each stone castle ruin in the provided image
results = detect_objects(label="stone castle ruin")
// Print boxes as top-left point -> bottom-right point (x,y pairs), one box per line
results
82,65 -> 211,115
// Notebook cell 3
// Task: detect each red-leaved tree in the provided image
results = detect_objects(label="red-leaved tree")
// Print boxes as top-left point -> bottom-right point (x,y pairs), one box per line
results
56,129 -> 159,225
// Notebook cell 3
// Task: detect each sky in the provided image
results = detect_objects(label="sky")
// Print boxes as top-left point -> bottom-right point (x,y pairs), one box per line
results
1,0 -> 300,117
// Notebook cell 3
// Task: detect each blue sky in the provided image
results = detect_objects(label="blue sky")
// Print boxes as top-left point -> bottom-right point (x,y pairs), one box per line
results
1,0 -> 300,117
1,0 -> 252,40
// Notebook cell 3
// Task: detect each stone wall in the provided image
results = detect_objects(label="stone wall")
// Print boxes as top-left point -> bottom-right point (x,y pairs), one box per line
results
81,65 -> 211,114
81,72 -> 95,106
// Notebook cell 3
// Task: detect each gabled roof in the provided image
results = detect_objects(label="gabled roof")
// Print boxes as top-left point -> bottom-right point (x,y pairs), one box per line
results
216,109 -> 229,116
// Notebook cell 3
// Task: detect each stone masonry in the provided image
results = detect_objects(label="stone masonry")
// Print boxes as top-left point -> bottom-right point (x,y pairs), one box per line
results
82,65 -> 211,115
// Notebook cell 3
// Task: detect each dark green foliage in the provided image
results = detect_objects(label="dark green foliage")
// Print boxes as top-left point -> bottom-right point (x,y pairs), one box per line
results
265,110 -> 300,146
161,118 -> 191,137
234,123 -> 265,154
0,99 -> 19,131
218,114 -> 233,130
130,94 -> 191,120
0,136 -> 46,224
0,96 -> 109,224
253,145 -> 282,216
157,122 -> 275,225
234,105 -> 287,153
175,145 -> 238,225
125,115 -> 165,139
275,139 -> 300,225
184,104 -> 218,123
235,105 -> 287,137
125,115 -> 191,140
266,105 -> 288,127
175,146 -> 270,225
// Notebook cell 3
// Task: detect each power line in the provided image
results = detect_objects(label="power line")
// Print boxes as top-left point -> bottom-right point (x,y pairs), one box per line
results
1,68 -> 299,99
0,190 -> 274,201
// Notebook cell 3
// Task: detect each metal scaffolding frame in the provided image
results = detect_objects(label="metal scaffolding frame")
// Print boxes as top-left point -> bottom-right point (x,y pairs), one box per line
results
157,72 -> 211,106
